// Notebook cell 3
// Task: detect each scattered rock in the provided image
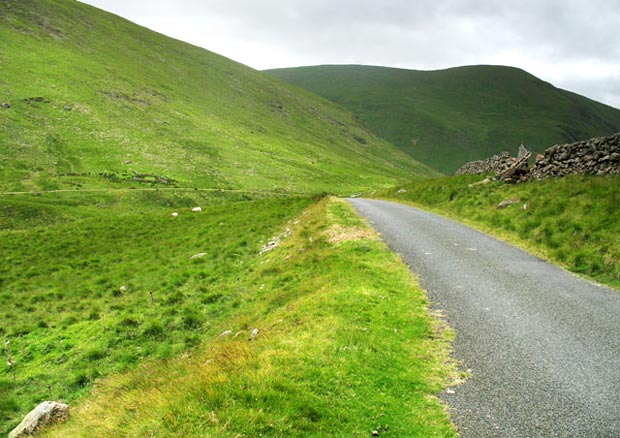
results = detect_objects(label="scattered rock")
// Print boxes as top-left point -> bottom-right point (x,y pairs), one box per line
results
124,160 -> 132,164
446,388 -> 456,395
372,431 -> 380,436
9,401 -> 69,438
119,285 -> 128,292
260,239 -> 279,255
522,202 -> 530,210
131,171 -> 172,185
249,328 -> 259,341
468,177 -> 491,188
396,189 -> 407,194
497,198 -> 520,209
63,104 -> 72,111
219,330 -> 233,338
21,96 -> 49,106
171,212 -> 178,217
1,103 -> 11,109
190,252 -> 206,259
192,207 -> 202,213
259,226 -> 292,255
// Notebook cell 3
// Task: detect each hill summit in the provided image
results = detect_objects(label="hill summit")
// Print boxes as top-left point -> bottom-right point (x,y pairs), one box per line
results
0,0 -> 436,195
266,64 -> 620,173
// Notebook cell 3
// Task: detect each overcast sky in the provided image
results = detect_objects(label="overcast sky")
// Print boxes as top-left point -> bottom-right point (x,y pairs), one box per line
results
81,0 -> 620,109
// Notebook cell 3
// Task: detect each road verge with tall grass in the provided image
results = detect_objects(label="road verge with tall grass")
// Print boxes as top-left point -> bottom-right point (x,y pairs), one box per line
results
376,174 -> 620,289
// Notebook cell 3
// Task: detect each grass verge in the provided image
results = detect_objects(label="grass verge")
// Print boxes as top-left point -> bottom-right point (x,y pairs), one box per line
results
35,198 -> 459,437
375,174 -> 620,289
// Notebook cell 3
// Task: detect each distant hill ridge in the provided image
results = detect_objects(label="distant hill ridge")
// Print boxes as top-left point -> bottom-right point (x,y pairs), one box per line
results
0,0 -> 437,195
266,64 -> 620,173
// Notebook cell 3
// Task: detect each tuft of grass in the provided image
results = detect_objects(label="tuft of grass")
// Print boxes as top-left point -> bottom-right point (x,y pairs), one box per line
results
267,65 -> 620,173
38,198 -> 459,437
375,174 -> 620,289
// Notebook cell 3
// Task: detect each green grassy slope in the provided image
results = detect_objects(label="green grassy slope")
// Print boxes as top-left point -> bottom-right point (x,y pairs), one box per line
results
376,175 -> 620,289
266,65 -> 620,174
0,191 -> 311,433
0,1 -> 437,195
42,198 -> 458,438
1,194 -> 459,436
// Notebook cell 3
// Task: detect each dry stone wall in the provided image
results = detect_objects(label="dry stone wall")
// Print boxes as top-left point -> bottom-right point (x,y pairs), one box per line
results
455,152 -> 514,175
529,133 -> 620,180
455,132 -> 620,182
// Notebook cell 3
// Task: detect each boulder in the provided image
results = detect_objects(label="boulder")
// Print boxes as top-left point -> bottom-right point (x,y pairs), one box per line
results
497,198 -> 520,209
192,207 -> 202,213
9,401 -> 69,438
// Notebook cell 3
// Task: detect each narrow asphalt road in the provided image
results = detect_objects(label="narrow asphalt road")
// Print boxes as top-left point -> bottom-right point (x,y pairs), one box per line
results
348,198 -> 620,438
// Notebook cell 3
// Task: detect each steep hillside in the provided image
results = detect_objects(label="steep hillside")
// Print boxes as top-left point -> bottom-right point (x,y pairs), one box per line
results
0,1 -> 437,195
266,65 -> 620,173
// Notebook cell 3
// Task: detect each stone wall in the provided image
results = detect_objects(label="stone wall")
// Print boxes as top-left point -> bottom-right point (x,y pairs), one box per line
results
455,152 -> 514,175
529,133 -> 620,180
455,132 -> 620,181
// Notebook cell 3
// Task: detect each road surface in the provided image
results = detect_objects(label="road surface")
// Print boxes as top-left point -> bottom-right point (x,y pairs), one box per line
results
348,198 -> 620,438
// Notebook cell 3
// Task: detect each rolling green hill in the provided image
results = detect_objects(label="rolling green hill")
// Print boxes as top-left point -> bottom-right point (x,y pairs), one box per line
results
0,1 -> 437,196
266,65 -> 620,173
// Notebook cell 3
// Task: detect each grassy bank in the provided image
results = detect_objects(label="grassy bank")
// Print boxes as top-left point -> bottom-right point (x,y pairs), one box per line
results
30,198 -> 459,437
376,175 -> 620,289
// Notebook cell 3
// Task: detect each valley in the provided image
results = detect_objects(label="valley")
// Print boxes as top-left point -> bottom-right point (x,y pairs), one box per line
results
2,0 -> 619,436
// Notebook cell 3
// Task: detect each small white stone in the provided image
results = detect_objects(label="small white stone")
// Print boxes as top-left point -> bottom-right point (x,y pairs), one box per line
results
249,328 -> 260,340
